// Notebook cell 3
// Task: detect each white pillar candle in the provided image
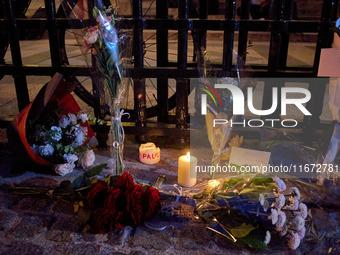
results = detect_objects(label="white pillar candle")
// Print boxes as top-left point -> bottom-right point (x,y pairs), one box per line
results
139,142 -> 160,164
178,152 -> 197,187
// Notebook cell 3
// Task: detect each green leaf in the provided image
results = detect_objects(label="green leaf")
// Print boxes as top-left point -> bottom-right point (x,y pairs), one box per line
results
84,163 -> 107,178
93,7 -> 99,18
222,178 -> 243,189
72,175 -> 86,189
229,223 -> 258,238
64,145 -> 70,154
239,233 -> 267,249
56,143 -> 62,150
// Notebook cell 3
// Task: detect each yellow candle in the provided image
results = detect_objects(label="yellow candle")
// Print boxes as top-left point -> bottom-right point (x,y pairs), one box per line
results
178,152 -> 197,187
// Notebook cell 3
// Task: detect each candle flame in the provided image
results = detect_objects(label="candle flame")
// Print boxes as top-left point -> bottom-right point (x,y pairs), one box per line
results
186,152 -> 190,161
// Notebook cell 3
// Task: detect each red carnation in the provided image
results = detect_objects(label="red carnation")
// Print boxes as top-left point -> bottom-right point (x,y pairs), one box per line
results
126,184 -> 144,225
90,208 -> 124,233
115,172 -> 135,192
104,187 -> 122,211
87,181 -> 108,209
143,186 -> 161,219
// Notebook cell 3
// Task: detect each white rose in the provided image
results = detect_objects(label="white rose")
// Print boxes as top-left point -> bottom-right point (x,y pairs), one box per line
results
77,150 -> 96,169
53,163 -> 75,176
58,115 -> 70,128
68,113 -> 77,125
77,113 -> 88,123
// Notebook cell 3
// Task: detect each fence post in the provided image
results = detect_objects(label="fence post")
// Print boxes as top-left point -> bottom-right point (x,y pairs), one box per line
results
176,0 -> 189,133
238,0 -> 250,61
156,0 -> 169,123
5,0 -> 30,111
304,0 -> 339,134
45,0 -> 61,67
223,0 -> 236,74
198,0 -> 208,51
133,0 -> 147,136
262,0 -> 285,123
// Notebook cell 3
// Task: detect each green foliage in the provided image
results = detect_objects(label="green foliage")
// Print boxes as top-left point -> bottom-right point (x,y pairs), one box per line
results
85,163 -> 107,178
238,229 -> 267,249
93,7 -> 99,18
222,178 -> 243,189
72,163 -> 107,189
238,175 -> 276,200
229,223 -> 257,238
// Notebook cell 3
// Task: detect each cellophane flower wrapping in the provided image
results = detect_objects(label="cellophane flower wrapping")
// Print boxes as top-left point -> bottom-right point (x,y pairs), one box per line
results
10,74 -> 96,175
194,47 -> 256,177
61,0 -> 132,176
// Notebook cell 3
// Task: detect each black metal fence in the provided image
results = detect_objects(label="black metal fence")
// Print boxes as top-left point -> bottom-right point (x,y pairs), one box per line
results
0,0 -> 339,135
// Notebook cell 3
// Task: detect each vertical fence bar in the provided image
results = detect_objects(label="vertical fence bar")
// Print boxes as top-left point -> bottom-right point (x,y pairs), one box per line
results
198,0 -> 208,50
133,0 -> 147,131
278,0 -> 293,69
5,0 -> 30,111
238,0 -> 250,61
304,0 -> 339,131
176,0 -> 189,130
156,0 -> 169,123
222,0 -> 236,74
45,0 -> 61,67
262,0 -> 285,123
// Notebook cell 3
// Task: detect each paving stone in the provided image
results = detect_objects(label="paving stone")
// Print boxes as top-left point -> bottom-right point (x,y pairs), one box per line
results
50,215 -> 80,232
8,214 -> 52,238
129,227 -> 173,250
0,240 -> 45,255
52,200 -> 75,215
106,228 -> 125,244
0,192 -> 9,209
0,192 -> 21,209
175,224 -> 215,250
19,177 -> 59,189
11,197 -> 52,212
0,209 -> 21,233
82,231 -> 96,242
45,229 -> 79,242
54,243 -> 101,255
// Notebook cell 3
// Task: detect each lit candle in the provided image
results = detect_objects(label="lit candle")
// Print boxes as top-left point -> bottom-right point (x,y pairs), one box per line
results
178,152 -> 197,187
139,143 -> 160,164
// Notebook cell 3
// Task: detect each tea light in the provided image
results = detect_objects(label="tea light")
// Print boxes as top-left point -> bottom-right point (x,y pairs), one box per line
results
139,143 -> 160,164
178,152 -> 197,187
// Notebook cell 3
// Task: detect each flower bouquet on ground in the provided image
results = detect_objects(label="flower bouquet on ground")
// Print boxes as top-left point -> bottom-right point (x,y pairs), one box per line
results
7,73 -> 97,176
62,0 -> 132,176
192,175 -> 310,250
53,171 -> 161,233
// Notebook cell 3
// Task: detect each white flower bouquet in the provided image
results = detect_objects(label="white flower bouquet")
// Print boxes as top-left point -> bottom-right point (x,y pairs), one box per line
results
8,73 -> 97,176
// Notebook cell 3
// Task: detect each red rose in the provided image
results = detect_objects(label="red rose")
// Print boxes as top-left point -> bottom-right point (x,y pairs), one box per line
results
90,208 -> 124,233
126,184 -> 144,225
104,187 -> 122,211
87,181 -> 108,209
143,186 -> 161,219
115,172 -> 135,192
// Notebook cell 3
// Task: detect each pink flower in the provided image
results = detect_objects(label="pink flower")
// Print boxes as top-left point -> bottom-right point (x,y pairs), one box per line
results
83,26 -> 98,52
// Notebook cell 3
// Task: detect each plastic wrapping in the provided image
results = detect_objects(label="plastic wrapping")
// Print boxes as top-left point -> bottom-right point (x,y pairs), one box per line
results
192,47 -> 255,178
61,0 -> 132,175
